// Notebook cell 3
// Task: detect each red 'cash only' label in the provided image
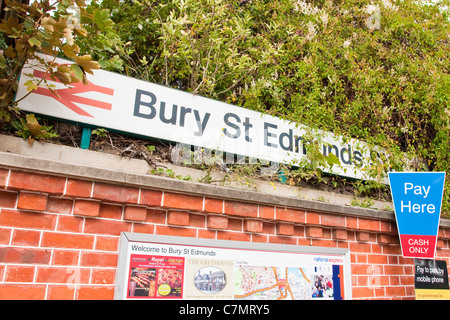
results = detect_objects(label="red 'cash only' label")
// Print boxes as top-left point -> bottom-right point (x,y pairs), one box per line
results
399,235 -> 437,259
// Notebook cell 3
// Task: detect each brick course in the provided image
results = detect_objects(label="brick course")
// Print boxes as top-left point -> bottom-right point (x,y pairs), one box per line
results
0,167 -> 449,300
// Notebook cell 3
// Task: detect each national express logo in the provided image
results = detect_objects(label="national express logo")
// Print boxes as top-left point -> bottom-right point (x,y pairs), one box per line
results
31,69 -> 114,118
313,256 -> 344,264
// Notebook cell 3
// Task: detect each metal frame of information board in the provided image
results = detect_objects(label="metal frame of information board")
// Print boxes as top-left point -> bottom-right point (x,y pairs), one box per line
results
114,232 -> 352,300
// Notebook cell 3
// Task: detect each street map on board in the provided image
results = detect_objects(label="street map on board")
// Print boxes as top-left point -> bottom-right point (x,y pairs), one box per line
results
234,266 -> 312,300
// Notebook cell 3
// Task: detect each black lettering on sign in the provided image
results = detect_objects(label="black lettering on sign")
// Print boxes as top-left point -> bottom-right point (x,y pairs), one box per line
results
134,89 -> 157,119
264,122 -> 277,148
133,89 -> 210,137
224,113 -> 241,139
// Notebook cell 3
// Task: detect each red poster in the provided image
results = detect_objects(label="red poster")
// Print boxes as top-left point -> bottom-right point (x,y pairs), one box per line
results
127,254 -> 185,299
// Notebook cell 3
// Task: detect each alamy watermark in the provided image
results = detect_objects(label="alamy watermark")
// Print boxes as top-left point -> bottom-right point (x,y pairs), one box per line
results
66,5 -> 81,30
170,143 -> 280,176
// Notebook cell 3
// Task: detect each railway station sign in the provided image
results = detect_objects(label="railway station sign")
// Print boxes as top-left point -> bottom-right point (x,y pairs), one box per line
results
114,233 -> 352,300
16,54 -> 387,182
388,172 -> 446,259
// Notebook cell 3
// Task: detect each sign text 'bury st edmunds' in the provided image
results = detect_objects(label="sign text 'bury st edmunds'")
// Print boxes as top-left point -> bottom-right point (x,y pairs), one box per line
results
133,89 -> 365,167
16,55 -> 387,182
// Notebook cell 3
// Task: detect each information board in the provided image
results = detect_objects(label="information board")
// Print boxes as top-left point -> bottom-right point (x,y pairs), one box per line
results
415,259 -> 450,300
114,233 -> 352,300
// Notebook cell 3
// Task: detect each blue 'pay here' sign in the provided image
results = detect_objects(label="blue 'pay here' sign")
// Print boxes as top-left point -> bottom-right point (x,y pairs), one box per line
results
388,172 -> 446,259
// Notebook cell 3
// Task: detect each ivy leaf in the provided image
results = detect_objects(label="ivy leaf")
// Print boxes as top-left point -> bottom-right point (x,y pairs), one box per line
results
75,55 -> 101,75
324,153 -> 340,167
106,55 -> 124,71
62,43 -> 80,59
5,45 -> 16,58
25,114 -> 44,138
74,27 -> 88,37
24,80 -> 38,92
70,63 -> 84,81
0,16 -> 22,35
53,70 -> 72,85
82,73 -> 89,85
0,55 -> 5,68
93,8 -> 113,31
28,37 -> 42,47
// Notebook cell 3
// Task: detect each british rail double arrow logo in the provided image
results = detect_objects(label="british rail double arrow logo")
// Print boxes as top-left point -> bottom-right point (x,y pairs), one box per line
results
32,69 -> 114,118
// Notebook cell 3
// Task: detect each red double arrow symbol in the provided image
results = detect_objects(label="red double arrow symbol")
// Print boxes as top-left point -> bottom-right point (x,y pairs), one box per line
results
31,70 -> 114,118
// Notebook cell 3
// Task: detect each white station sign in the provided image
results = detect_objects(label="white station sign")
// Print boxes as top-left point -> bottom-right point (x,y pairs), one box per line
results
16,55 -> 385,181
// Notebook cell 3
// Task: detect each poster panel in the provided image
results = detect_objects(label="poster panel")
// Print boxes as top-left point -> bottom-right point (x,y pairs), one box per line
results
415,259 -> 450,300
114,233 -> 352,300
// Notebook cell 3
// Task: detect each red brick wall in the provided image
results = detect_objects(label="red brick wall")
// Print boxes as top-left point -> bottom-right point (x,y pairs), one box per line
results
0,168 -> 449,300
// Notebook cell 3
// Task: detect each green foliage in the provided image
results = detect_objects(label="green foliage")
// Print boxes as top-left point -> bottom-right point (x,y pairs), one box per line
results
11,113 -> 58,141
92,128 -> 108,138
75,2 -> 124,70
146,145 -> 156,153
151,167 -> 192,181
1,0 -> 92,106
95,0 -> 448,214
351,197 -> 375,209
2,0 -> 448,214
0,0 -> 123,138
